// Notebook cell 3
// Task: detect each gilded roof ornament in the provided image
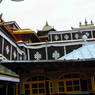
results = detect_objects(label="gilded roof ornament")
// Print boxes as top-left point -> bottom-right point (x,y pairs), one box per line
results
46,21 -> 49,26
85,18 -> 88,25
91,20 -> 94,25
79,21 -> 82,26
0,13 -> 4,23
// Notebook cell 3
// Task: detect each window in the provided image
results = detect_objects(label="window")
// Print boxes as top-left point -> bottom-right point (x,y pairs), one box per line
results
32,84 -> 37,88
58,73 -> 82,94
58,81 -> 64,93
32,82 -> 45,94
25,90 -> 30,95
25,84 -> 29,89
66,80 -> 72,85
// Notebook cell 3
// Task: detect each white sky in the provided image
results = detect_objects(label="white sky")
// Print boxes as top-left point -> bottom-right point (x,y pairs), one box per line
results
0,0 -> 95,32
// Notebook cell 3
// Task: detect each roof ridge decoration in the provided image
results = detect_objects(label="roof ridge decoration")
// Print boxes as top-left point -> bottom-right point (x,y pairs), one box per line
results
42,21 -> 53,31
85,18 -> 88,25
0,13 -> 4,23
91,20 -> 94,25
72,19 -> 95,30
46,21 -> 49,26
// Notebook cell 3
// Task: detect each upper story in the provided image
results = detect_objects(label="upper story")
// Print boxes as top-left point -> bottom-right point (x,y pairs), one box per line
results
0,15 -> 95,61
17,19 -> 95,61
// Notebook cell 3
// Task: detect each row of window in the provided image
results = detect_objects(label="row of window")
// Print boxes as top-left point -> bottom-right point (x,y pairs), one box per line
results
16,73 -> 89,95
16,79 -> 88,95
48,31 -> 95,41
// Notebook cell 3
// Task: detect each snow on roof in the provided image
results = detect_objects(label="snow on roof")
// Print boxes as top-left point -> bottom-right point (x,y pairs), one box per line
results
59,42 -> 95,60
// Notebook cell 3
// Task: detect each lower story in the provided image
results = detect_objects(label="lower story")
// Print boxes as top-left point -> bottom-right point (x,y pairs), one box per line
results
16,72 -> 95,95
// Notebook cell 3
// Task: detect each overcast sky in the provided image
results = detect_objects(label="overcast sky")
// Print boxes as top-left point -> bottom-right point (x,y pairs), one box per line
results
0,0 -> 95,32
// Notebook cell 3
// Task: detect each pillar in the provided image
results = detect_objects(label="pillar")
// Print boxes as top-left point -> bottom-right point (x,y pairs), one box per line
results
6,83 -> 8,95
91,75 -> 95,93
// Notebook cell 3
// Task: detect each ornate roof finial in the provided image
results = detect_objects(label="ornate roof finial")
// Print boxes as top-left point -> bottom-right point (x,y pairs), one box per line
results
0,13 -> 4,23
46,21 -> 49,26
91,20 -> 94,25
79,21 -> 82,26
85,18 -> 88,25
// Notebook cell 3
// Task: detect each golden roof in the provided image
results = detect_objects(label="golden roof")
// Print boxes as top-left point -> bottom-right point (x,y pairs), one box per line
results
13,29 -> 35,34
71,19 -> 95,30
80,24 -> 95,29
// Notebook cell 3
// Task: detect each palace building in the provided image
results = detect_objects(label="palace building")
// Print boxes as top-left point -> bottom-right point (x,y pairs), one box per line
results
1,16 -> 95,95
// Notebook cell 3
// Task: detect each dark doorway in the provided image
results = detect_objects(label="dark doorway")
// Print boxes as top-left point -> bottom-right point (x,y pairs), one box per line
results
0,81 -> 16,95
0,84 -> 6,95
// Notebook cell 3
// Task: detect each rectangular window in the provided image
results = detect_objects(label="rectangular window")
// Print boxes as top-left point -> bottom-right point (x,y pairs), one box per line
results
73,80 -> 79,85
66,87 -> 72,91
59,87 -> 64,92
39,83 -> 44,88
39,89 -> 45,93
24,84 -> 29,89
73,86 -> 80,91
32,89 -> 38,94
58,81 -> 64,93
66,81 -> 72,86
32,84 -> 37,88
58,81 -> 64,86
25,90 -> 30,95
